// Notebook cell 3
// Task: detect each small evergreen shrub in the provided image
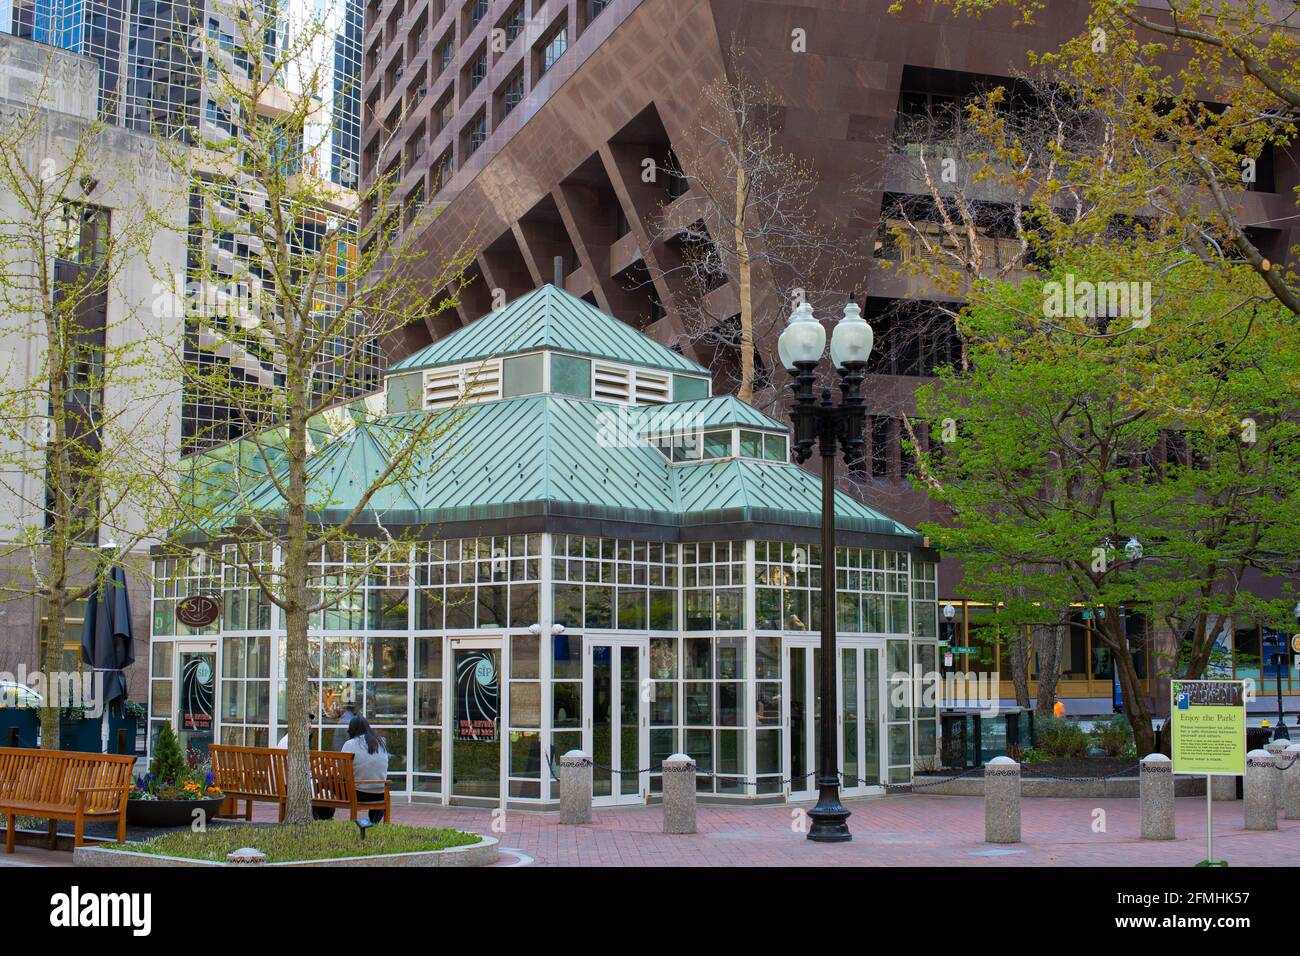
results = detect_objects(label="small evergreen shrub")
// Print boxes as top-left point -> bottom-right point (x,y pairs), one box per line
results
148,724 -> 187,784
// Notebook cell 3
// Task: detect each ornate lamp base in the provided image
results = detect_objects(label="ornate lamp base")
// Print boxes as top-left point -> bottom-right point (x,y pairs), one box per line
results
806,776 -> 852,842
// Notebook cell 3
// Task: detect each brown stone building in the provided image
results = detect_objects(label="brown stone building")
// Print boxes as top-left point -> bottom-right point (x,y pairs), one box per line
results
360,0 -> 1300,718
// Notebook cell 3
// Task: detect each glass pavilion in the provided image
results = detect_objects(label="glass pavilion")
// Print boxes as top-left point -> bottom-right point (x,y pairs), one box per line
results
148,285 -> 940,807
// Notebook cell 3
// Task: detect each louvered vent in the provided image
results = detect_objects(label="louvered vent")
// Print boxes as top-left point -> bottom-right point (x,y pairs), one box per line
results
461,360 -> 501,402
422,359 -> 502,409
422,367 -> 461,409
633,370 -> 671,405
593,362 -> 632,403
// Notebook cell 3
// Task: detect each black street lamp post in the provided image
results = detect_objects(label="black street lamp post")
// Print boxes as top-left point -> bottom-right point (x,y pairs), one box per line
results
778,297 -> 874,843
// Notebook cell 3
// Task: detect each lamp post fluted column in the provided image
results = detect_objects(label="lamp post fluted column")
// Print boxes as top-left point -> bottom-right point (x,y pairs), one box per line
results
779,298 -> 872,844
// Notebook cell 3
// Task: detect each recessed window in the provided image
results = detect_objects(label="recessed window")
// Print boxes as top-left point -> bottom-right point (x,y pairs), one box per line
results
538,25 -> 567,75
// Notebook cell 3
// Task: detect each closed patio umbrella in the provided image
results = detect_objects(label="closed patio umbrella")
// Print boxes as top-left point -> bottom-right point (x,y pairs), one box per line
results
80,563 -> 136,749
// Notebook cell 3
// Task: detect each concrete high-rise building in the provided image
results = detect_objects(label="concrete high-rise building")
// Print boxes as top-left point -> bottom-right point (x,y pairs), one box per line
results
0,31 -> 186,701
4,0 -> 369,452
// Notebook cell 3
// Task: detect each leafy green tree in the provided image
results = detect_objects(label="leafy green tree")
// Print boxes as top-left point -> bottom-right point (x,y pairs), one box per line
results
890,0 -> 1300,316
914,247 -> 1300,755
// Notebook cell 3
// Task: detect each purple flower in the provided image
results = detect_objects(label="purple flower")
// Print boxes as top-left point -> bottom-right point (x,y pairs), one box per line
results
205,770 -> 216,787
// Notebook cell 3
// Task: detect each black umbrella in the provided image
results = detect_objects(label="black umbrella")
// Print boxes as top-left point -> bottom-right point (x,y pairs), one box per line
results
81,563 -> 135,716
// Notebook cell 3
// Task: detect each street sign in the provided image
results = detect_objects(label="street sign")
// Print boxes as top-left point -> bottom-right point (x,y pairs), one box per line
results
1170,680 -> 1246,776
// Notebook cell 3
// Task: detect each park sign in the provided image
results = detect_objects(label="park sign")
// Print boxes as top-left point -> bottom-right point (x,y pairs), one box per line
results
1170,680 -> 1246,776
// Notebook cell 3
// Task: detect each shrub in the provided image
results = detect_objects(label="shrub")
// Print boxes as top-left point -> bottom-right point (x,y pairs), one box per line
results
1020,747 -> 1049,765
148,724 -> 187,784
1089,713 -> 1135,757
1035,715 -> 1090,759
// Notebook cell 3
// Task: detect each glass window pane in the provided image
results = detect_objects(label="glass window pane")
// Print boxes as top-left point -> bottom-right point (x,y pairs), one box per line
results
502,353 -> 544,397
551,353 -> 591,397
739,430 -> 763,457
511,634 -> 540,679
672,374 -> 708,401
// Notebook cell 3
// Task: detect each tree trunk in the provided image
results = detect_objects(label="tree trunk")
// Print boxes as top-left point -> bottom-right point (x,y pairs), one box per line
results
40,306 -> 68,751
1103,613 -> 1156,756
282,387 -> 312,824
735,166 -> 754,403
1033,623 -> 1064,716
1007,631 -> 1031,710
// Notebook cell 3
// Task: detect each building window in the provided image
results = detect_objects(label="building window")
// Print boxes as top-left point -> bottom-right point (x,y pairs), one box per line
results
464,110 -> 487,156
467,0 -> 488,30
502,2 -> 525,45
499,69 -> 524,119
539,25 -> 567,75
465,49 -> 487,94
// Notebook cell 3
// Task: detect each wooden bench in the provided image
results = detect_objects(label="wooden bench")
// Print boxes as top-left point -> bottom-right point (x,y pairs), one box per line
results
309,750 -> 391,823
209,744 -> 281,820
0,747 -> 134,851
209,744 -> 391,822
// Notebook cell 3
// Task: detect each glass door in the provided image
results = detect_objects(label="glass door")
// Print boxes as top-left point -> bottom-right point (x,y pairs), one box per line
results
449,638 -> 502,801
177,643 -> 217,755
785,642 -> 822,799
585,639 -> 647,806
840,644 -> 883,795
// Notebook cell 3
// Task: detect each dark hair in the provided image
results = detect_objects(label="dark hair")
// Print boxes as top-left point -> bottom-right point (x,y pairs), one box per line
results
348,716 -> 384,755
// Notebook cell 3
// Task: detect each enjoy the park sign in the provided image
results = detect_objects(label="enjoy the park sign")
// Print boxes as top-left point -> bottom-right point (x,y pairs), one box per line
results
1170,680 -> 1246,776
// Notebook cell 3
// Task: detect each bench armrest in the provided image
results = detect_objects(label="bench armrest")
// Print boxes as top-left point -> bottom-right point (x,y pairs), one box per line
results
74,786 -> 130,795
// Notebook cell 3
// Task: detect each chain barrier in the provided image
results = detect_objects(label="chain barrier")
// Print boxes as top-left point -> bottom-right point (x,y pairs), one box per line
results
1273,753 -> 1299,772
545,749 -> 816,790
547,750 -> 1180,794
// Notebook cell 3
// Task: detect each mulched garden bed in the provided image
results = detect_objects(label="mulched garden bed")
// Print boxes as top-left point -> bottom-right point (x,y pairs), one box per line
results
919,756 -> 1140,779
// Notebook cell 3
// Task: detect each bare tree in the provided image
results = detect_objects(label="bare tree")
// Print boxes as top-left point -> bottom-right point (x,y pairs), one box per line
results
143,2 -> 473,822
650,41 -> 862,407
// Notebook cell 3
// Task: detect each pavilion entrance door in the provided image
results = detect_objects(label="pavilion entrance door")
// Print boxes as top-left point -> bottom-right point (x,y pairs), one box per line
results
584,638 -> 648,806
176,642 -> 217,755
449,637 -> 503,804
785,640 -> 821,800
838,642 -> 884,796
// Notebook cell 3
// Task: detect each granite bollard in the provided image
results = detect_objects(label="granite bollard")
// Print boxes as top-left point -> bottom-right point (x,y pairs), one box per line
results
1139,753 -> 1174,840
1266,739 -> 1288,808
1283,744 -> 1300,822
661,753 -> 697,834
559,749 -> 593,825
1210,775 -> 1237,801
1244,749 -> 1278,831
984,755 -> 1020,844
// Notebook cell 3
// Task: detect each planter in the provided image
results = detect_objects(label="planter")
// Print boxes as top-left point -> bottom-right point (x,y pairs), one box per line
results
126,796 -> 225,828
106,715 -> 138,755
0,709 -> 39,748
59,717 -> 102,752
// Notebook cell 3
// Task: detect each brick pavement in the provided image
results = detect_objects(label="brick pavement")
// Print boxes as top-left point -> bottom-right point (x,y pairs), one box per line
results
4,794 -> 1294,866
260,794 -> 1300,867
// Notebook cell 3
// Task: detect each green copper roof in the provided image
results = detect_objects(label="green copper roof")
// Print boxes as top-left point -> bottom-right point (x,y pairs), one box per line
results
634,396 -> 785,433
221,395 -> 918,540
389,284 -> 708,375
